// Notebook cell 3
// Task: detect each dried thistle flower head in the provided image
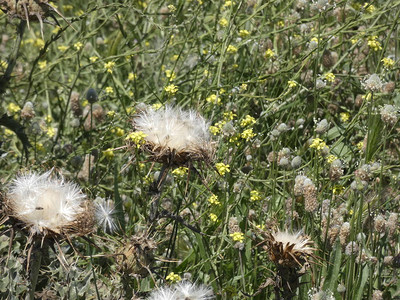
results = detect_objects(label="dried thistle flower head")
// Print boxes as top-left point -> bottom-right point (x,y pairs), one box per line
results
2,171 -> 94,237
131,106 -> 215,165
267,230 -> 315,267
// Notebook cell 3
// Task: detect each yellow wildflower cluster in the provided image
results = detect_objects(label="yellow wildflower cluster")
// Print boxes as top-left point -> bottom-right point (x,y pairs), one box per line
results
223,0 -> 233,7
0,60 -> 8,69
264,49 -> 275,59
309,138 -> 327,151
111,127 -> 125,137
126,131 -> 147,147
363,2 -> 376,13
7,103 -> 21,114
58,45 -> 68,52
356,141 -> 364,151
230,232 -> 244,243
223,111 -> 236,121
166,272 -> 181,282
333,185 -> 344,195
209,213 -> 218,222
239,29 -> 250,38
172,167 -> 188,177
206,94 -> 220,105
227,45 -> 238,54
34,38 -> 45,49
47,127 -> 56,138
250,190 -> 261,202
74,42 -> 83,51
367,36 -> 382,51
381,57 -> 395,69
104,61 -> 116,74
128,73 -> 137,81
105,86 -> 114,94
38,61 -> 47,70
165,69 -> 176,81
241,128 -> 256,141
240,84 -> 248,91
164,84 -> 178,95
326,155 -> 338,164
103,148 -> 114,159
240,115 -> 256,127
90,56 -> 99,62
288,80 -> 297,88
219,18 -> 229,27
340,112 -> 350,123
167,4 -> 176,12
208,194 -> 221,205
215,162 -> 230,176
324,73 -> 335,83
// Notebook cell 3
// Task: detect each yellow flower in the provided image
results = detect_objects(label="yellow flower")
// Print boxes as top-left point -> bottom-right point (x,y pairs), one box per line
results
57,45 -> 69,51
34,38 -> 45,49
35,142 -> 44,151
38,61 -> 47,70
105,86 -> 114,94
151,103 -> 162,110
112,127 -> 125,137
209,213 -> 218,222
351,38 -> 359,45
166,272 -> 181,283
226,45 -> 238,54
223,111 -> 236,120
128,72 -> 137,81
164,84 -> 178,95
215,162 -> 230,176
326,155 -> 338,164
219,17 -> 229,27
367,36 -> 382,51
264,49 -> 275,59
89,56 -> 99,63
277,20 -> 285,27
356,141 -> 364,151
223,0 -> 233,7
250,190 -> 261,202
240,115 -> 256,127
340,112 -> 350,123
309,138 -> 327,151
288,80 -> 297,88
239,29 -> 250,38
74,42 -> 83,51
107,110 -> 116,118
333,185 -> 344,195
45,115 -> 53,123
241,128 -> 256,141
324,72 -> 335,83
381,57 -> 395,69
4,128 -> 14,136
230,232 -> 244,243
171,54 -> 179,61
104,61 -> 116,74
209,126 -> 220,135
167,4 -> 176,12
47,127 -> 56,138
208,194 -> 221,205
165,69 -> 176,81
126,131 -> 147,147
7,103 -> 21,114
0,60 -> 8,69
363,2 -> 376,13
172,167 -> 188,177
240,84 -> 248,91
103,148 -> 114,159
206,94 -> 220,105
52,26 -> 61,34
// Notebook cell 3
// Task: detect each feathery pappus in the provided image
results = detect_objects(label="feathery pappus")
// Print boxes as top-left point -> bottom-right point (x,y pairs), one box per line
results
129,105 -> 215,166
1,170 -> 94,238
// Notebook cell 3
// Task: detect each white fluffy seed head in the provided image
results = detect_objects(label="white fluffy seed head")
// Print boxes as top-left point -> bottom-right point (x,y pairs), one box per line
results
95,198 -> 117,233
147,281 -> 214,300
147,286 -> 177,300
4,171 -> 94,236
132,106 -> 214,165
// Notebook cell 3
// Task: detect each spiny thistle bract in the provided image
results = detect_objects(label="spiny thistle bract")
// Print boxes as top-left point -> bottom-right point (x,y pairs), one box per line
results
1,171 -> 94,237
267,230 -> 315,268
130,106 -> 215,166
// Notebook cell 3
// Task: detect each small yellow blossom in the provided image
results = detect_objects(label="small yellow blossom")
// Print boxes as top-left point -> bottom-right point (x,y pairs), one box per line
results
107,110 -> 116,118
172,167 -> 188,177
240,84 -> 248,91
206,94 -> 220,105
203,69 -> 209,77
240,115 -> 256,127
362,93 -> 372,101
165,69 -> 176,81
0,60 -> 8,69
35,142 -> 44,152
381,57 -> 395,69
62,4 -> 73,11
239,29 -> 250,38
128,72 -> 137,81
126,131 -> 147,147
57,45 -> 69,51
105,86 -> 114,94
226,45 -> 238,54
126,107 -> 135,114
103,148 -> 114,159
171,54 -> 179,61
223,0 -> 233,7
324,72 -> 335,83
74,42 -> 83,51
241,128 -> 256,140
209,213 -> 218,222
277,20 -> 285,27
367,36 -> 382,51
45,115 -> 53,123
38,61 -> 47,70
34,38 -> 45,49
104,61 -> 116,74
152,103 -> 163,110
4,129 -> 15,136
166,272 -> 181,283
340,112 -> 350,123
208,194 -> 221,205
223,111 -> 236,121
7,103 -> 21,114
52,26 -> 61,34
288,80 -> 297,88
75,9 -> 84,16
326,155 -> 338,164
351,38 -> 359,45
309,138 -> 327,151
230,232 -> 244,243
333,185 -> 344,195
264,49 -> 275,59
219,17 -> 229,27
89,56 -> 99,63
256,224 -> 266,230
310,37 -> 319,44
46,127 -> 56,138
250,190 -> 261,202
356,141 -> 364,151
363,2 -> 376,13
209,126 -> 220,135
164,84 -> 178,95
112,127 -> 125,137
215,162 -> 230,176
167,4 -> 176,12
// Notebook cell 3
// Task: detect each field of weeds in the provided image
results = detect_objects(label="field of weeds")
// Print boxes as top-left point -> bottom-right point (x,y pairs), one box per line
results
0,0 -> 399,299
